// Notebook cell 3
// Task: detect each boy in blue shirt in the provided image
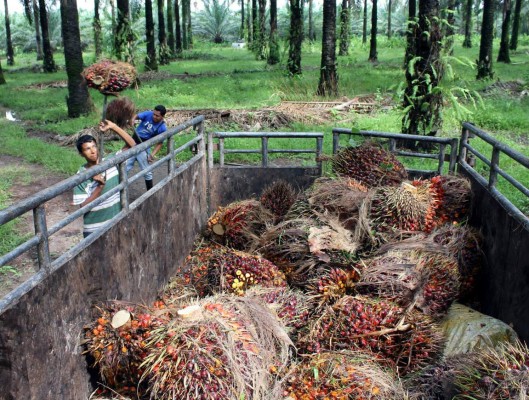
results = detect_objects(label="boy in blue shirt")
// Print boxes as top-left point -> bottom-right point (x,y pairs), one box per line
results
128,105 -> 168,190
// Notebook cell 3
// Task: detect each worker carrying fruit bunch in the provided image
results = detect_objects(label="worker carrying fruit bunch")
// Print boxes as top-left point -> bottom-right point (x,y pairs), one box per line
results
128,104 -> 168,191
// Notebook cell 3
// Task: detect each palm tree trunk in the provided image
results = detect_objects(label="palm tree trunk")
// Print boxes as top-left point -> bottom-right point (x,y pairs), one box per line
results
182,0 -> 188,49
32,0 -> 43,60
368,0 -> 378,61
402,0 -> 443,140
38,0 -> 57,72
339,0 -> 351,56
497,0 -> 511,62
167,0 -> 176,56
60,0 -> 93,117
462,0 -> 472,47
404,0 -> 416,68
240,0 -> 245,39
174,0 -> 182,54
0,59 -> 6,84
4,0 -> 15,65
268,0 -> 280,64
308,0 -> 315,41
476,0 -> 495,79
158,0 -> 170,64
247,0 -> 252,44
94,0 -> 103,59
362,0 -> 367,44
445,0 -> 455,54
115,0 -> 134,63
186,0 -> 192,48
145,0 -> 158,70
317,0 -> 338,96
252,0 -> 258,44
257,0 -> 267,59
287,0 -> 303,75
509,0 -> 522,50
387,0 -> 392,38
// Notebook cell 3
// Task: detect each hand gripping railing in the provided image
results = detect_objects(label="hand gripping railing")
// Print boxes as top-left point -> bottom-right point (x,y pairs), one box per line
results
459,122 -> 529,230
0,115 -> 205,272
332,128 -> 459,175
208,131 -> 324,170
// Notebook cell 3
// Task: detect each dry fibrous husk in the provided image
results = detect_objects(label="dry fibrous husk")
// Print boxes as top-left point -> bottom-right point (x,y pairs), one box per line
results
357,249 -> 460,318
298,295 -> 443,376
332,142 -> 408,188
284,350 -> 410,399
141,294 -> 293,400
207,199 -> 274,250
245,286 -> 315,340
307,177 -> 369,230
260,180 -> 298,223
453,339 -> 529,400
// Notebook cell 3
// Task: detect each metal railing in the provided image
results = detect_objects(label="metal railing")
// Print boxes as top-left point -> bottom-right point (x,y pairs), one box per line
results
0,115 -> 205,272
459,122 -> 529,230
332,128 -> 459,175
208,131 -> 324,170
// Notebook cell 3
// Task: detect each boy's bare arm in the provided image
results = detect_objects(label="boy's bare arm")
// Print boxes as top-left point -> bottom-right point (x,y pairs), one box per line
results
100,120 -> 136,148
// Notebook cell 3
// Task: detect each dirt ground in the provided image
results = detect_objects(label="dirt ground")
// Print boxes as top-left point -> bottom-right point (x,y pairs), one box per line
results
0,154 -> 83,298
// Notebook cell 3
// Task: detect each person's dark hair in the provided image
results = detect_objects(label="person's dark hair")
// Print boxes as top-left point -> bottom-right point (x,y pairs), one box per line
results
154,105 -> 166,116
105,97 -> 136,128
76,135 -> 96,153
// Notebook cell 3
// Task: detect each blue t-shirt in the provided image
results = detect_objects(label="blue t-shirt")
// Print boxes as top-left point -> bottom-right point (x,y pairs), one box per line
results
134,110 -> 167,142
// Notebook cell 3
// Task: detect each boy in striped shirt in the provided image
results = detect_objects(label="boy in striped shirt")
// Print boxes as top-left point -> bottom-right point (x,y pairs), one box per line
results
73,120 -> 136,237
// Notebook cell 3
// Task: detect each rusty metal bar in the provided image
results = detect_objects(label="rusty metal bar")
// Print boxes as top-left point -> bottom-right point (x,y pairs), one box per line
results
119,162 -> 129,211
168,135 -> 175,175
449,138 -> 458,173
437,144 -> 446,174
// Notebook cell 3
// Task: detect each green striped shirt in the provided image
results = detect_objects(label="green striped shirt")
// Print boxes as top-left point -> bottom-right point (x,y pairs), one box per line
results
72,152 -> 122,234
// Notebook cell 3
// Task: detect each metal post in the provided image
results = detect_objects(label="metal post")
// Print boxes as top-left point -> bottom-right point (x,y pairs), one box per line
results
262,136 -> 269,167
489,146 -> 500,189
168,136 -> 175,175
33,205 -> 51,271
332,131 -> 340,154
437,144 -> 446,174
389,138 -> 396,153
208,132 -> 214,168
459,125 -> 469,164
449,138 -> 458,174
119,162 -> 129,211
316,137 -> 323,172
197,121 -> 205,154
219,138 -> 225,167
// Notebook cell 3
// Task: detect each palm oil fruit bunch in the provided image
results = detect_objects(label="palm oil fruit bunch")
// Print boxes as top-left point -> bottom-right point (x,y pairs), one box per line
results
332,142 -> 407,188
142,322 -> 233,400
358,249 -> 460,317
207,199 -> 273,250
260,180 -> 298,223
369,181 -> 438,237
82,60 -> 137,94
284,351 -> 408,400
435,175 -> 472,222
299,295 -> 442,375
307,267 -> 360,308
415,251 -> 460,317
83,302 -> 165,396
207,247 -> 287,296
180,242 -> 224,297
454,340 -> 529,399
431,225 -> 483,302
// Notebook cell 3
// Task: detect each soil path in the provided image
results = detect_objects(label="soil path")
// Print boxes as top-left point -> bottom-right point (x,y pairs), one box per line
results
0,154 -> 82,298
